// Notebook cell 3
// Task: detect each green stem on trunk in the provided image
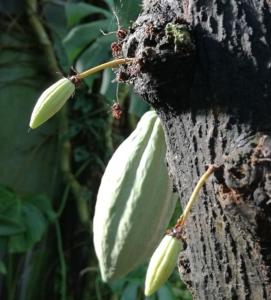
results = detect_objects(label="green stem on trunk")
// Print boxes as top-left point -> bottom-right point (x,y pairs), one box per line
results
176,165 -> 216,229
77,58 -> 134,79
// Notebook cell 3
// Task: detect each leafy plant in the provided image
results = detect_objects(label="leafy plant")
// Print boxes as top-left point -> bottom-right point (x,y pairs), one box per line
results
0,1 -> 191,299
0,187 -> 55,260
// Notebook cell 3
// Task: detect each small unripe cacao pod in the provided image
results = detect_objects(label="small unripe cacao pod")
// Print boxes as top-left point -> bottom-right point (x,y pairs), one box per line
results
29,77 -> 75,129
144,234 -> 182,296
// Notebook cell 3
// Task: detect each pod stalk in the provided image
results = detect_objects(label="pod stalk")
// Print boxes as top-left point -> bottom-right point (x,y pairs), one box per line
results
176,165 -> 216,229
76,58 -> 134,80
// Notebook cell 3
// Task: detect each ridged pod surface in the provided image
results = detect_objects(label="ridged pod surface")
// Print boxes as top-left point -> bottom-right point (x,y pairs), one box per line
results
29,77 -> 75,129
144,235 -> 182,296
93,111 -> 178,282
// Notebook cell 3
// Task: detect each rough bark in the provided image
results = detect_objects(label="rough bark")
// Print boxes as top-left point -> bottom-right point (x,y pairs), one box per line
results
118,0 -> 271,299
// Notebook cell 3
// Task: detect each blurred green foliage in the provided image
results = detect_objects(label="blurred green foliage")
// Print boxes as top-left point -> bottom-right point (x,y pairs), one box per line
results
0,1 -> 191,299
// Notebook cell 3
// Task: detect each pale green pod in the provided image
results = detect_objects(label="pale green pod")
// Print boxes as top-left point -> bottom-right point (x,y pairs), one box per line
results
29,78 -> 75,129
93,111 -> 178,282
144,234 -> 182,296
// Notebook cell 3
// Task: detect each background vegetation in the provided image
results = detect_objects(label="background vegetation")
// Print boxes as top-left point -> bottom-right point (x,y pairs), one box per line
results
0,0 -> 192,299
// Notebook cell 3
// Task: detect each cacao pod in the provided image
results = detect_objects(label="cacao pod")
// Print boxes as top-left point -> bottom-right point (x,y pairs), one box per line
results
93,111 -> 178,282
144,234 -> 182,296
29,77 -> 75,129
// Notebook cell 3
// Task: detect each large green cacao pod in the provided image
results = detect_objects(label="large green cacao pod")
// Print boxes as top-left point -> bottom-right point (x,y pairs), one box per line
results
93,111 -> 177,282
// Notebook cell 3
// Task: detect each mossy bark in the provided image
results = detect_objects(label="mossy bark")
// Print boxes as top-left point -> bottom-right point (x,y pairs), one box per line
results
120,0 -> 271,298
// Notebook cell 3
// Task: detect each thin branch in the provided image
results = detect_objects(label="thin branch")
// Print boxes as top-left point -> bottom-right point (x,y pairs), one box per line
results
26,0 -> 59,78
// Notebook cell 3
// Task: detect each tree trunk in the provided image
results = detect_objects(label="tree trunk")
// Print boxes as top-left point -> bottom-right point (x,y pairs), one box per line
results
120,0 -> 271,299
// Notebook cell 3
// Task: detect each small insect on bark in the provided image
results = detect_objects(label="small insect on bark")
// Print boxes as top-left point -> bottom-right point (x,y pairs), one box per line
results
111,101 -> 122,120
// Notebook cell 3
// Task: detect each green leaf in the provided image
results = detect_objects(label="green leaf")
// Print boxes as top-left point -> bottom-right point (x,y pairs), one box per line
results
0,188 -> 23,235
65,2 -> 111,27
103,0 -> 114,11
43,1 -> 68,38
0,237 -> 7,252
23,203 -> 47,243
0,30 -> 60,198
23,194 -> 56,222
0,187 -> 53,252
9,203 -> 47,253
0,260 -> 7,275
63,19 -> 111,62
75,34 -> 115,88
112,0 -> 141,27
0,216 -> 25,236
0,186 -> 18,214
120,280 -> 140,300
0,0 -> 25,14
157,285 -> 176,300
103,0 -> 140,25
129,91 -> 150,117
102,0 -> 141,27
100,68 -> 116,102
